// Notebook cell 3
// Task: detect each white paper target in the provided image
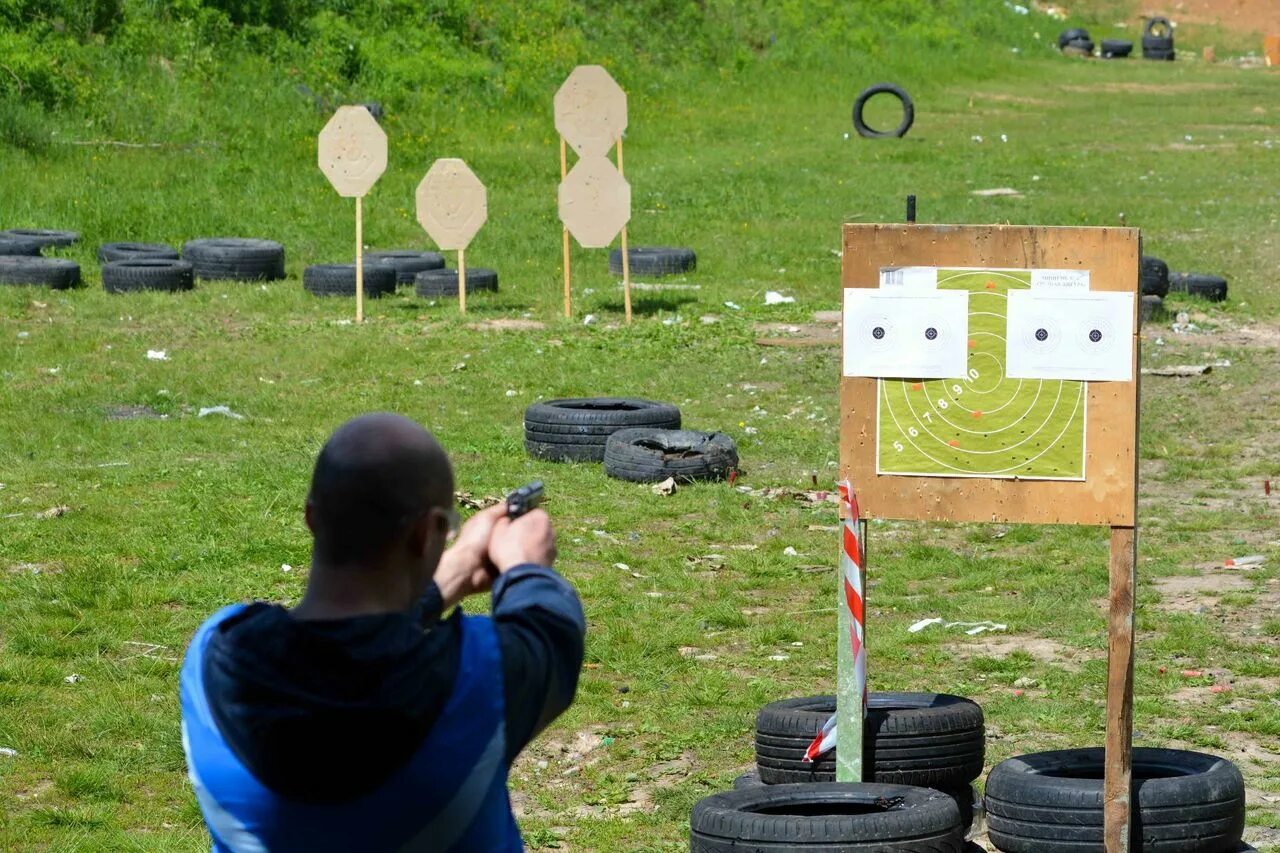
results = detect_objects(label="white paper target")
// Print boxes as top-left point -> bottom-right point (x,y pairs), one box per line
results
1006,290 -> 1134,381
843,289 -> 969,379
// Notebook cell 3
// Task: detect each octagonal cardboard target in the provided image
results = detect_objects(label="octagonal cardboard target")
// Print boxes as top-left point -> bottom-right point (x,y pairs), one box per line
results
318,106 -> 388,198
558,156 -> 631,249
415,159 -> 487,251
554,65 -> 627,158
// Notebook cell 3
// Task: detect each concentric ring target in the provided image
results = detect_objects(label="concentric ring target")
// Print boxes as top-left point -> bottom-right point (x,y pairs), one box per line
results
855,312 -> 897,354
877,269 -> 1087,480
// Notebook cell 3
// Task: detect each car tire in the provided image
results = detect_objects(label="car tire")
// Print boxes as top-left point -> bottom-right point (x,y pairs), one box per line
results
366,250 -> 446,285
603,428 -> 738,483
1057,28 -> 1091,48
608,246 -> 697,277
102,259 -> 195,293
303,263 -> 397,298
1063,37 -> 1095,56
0,256 -> 81,289
691,782 -> 964,852
0,228 -> 79,249
1101,39 -> 1133,58
985,747 -> 1244,852
852,83 -> 915,139
413,267 -> 498,298
524,398 -> 680,463
1141,255 -> 1170,297
1169,272 -> 1227,302
0,237 -> 43,256
98,242 -> 180,263
182,238 -> 286,281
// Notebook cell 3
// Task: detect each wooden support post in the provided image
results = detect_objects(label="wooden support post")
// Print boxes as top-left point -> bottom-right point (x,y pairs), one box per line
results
561,137 -> 572,319
1104,525 -> 1137,852
616,137 -> 632,324
355,196 -> 364,324
457,248 -> 467,315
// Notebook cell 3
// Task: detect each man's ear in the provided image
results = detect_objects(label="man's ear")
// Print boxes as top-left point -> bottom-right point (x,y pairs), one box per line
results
408,511 -> 440,559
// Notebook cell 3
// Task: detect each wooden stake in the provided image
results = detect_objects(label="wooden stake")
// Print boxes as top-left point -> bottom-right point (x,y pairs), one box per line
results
617,136 -> 632,324
1104,525 -> 1137,852
458,248 -> 467,315
355,196 -> 364,324
561,136 -> 572,319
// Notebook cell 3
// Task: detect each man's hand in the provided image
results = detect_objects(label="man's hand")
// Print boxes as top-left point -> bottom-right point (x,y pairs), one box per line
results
434,503 -> 507,608
489,508 -> 556,573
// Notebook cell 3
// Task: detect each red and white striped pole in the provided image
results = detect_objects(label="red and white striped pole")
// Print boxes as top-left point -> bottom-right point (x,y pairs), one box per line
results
836,479 -> 867,780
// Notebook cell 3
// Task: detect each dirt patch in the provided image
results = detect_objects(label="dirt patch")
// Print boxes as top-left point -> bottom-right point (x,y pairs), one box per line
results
1142,0 -> 1280,38
753,322 -> 838,348
104,404 -> 162,420
1153,571 -> 1252,612
466,318 -> 546,332
954,635 -> 1103,672
1059,82 -> 1235,94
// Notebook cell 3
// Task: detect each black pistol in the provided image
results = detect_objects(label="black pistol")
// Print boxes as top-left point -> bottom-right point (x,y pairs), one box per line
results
506,481 -> 544,519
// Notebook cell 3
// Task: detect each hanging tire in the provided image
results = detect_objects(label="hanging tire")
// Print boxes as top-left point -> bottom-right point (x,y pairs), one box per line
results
1141,256 -> 1170,297
102,259 -> 195,293
182,238 -> 286,281
0,237 -> 43,256
0,256 -> 81,289
367,250 -> 445,285
755,694 -> 985,789
1101,39 -> 1134,58
0,228 -> 79,249
1169,272 -> 1227,302
852,83 -> 914,139
413,267 -> 498,298
1139,295 -> 1165,326
1144,16 -> 1174,40
1057,28 -> 1091,48
98,242 -> 180,263
691,782 -> 964,852
608,246 -> 697,277
603,428 -> 738,483
524,398 -> 680,463
302,264 -> 397,298
985,747 -> 1244,853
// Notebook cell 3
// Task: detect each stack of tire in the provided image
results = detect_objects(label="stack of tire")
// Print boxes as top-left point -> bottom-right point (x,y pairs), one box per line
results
1140,255 -> 1170,325
183,238 -> 285,281
1143,16 -> 1176,61
1170,271 -> 1228,302
691,692 -> 986,851
415,267 -> 498,299
985,747 -> 1246,851
303,263 -> 396,298
1057,28 -> 1095,57
366,250 -> 444,286
0,228 -> 82,289
99,242 -> 193,294
523,398 -> 681,463
607,246 -> 696,278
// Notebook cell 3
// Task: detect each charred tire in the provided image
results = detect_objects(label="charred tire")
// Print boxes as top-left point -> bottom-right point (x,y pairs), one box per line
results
985,747 -> 1244,852
603,428 -> 738,483
413,268 -> 498,298
852,83 -> 914,139
524,397 -> 680,463
0,256 -> 81,288
1101,39 -> 1134,58
0,228 -> 79,248
182,238 -> 286,281
1141,256 -> 1170,297
0,237 -> 43,256
303,264 -> 397,298
98,242 -> 180,263
1169,272 -> 1227,302
367,250 -> 445,285
1057,28 -> 1091,48
691,782 -> 964,852
756,694 -> 985,789
102,259 -> 195,293
608,246 -> 697,277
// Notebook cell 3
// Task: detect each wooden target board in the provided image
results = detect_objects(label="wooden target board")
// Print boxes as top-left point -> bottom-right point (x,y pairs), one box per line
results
840,224 -> 1140,527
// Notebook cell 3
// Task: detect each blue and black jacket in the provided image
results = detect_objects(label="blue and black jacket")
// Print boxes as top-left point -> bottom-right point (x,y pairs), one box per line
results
179,565 -> 585,852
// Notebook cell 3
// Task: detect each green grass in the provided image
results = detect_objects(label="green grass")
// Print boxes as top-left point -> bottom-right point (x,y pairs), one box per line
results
2,17 -> 1280,853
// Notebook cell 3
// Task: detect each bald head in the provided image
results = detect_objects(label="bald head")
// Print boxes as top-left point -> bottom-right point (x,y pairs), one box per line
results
306,413 -> 454,566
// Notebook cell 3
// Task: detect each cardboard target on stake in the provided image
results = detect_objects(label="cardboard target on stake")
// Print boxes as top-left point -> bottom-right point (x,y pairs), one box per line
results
416,158 -> 488,314
558,156 -> 631,250
554,65 -> 628,159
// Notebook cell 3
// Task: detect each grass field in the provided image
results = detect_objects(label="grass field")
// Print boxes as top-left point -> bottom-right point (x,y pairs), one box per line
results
1,7 -> 1279,850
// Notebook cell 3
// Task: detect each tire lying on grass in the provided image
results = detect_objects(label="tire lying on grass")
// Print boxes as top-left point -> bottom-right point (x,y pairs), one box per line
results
852,83 -> 915,139
756,693 -> 985,790
524,398 -> 680,463
0,228 -> 79,249
182,238 -> 286,281
691,782 -> 964,852
0,237 -> 43,256
102,259 -> 195,293
98,242 -> 180,263
367,250 -> 445,285
608,246 -> 697,277
1169,272 -> 1228,302
1141,255 -> 1170,297
1101,39 -> 1134,58
603,428 -> 738,483
0,256 -> 81,289
414,267 -> 498,298
985,747 -> 1244,853
1057,28 -> 1091,48
302,263 -> 397,298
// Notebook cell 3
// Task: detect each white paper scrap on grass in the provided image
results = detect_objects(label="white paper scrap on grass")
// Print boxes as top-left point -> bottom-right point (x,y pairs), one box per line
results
1006,290 -> 1134,381
878,266 -> 938,290
842,289 -> 969,379
1030,268 -> 1090,291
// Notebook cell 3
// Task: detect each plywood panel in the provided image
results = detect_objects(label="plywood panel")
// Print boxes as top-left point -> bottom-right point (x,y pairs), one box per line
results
839,224 -> 1140,526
